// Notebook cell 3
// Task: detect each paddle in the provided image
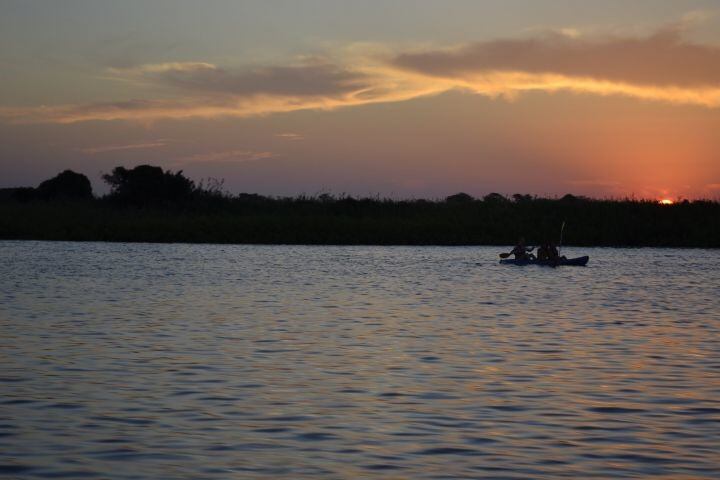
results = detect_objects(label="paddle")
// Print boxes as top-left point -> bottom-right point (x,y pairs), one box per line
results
548,221 -> 567,267
499,246 -> 534,259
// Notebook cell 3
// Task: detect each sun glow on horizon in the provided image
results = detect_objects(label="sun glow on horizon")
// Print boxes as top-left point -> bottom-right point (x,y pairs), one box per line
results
1,5 -> 719,199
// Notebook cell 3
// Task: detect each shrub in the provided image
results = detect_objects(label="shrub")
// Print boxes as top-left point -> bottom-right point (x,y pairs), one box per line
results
37,170 -> 93,200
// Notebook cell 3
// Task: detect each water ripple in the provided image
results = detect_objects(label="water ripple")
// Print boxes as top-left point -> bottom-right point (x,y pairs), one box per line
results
1,242 -> 719,479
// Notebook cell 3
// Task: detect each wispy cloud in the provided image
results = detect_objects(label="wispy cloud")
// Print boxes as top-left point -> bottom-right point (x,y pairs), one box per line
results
79,141 -> 168,154
392,25 -> 720,88
177,149 -> 275,163
110,62 -> 217,75
2,19 -> 720,125
110,61 -> 368,96
275,133 -> 304,141
0,73 -> 446,124
679,9 -> 717,28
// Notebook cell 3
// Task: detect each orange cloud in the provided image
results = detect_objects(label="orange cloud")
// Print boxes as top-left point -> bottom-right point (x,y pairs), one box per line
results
447,70 -> 720,107
393,27 -> 720,87
0,69 -> 448,123
177,149 -> 275,163
2,25 -> 720,124
275,133 -> 304,141
80,141 -> 168,155
112,61 -> 369,96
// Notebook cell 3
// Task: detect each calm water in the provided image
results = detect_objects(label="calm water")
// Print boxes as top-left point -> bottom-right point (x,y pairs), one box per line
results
1,241 -> 719,479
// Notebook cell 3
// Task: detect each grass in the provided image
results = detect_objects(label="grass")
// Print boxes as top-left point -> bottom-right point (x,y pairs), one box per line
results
1,195 -> 718,247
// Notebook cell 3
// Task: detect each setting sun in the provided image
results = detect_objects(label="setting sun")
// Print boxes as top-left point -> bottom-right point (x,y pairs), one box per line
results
659,199 -> 674,205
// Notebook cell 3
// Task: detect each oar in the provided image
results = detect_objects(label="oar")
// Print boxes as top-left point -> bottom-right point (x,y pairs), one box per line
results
500,246 -> 534,259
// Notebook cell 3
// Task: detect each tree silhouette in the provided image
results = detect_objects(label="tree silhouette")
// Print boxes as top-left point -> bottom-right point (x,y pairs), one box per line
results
102,165 -> 195,205
483,192 -> 507,203
37,170 -> 93,200
446,192 -> 474,203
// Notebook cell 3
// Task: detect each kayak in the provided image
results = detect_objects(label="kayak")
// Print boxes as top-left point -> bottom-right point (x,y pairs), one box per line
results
499,255 -> 589,267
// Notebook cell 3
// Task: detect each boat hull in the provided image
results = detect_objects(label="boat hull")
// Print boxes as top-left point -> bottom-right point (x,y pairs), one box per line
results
499,255 -> 589,267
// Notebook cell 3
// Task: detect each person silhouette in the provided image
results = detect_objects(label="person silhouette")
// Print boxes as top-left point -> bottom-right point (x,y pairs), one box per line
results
509,237 -> 535,260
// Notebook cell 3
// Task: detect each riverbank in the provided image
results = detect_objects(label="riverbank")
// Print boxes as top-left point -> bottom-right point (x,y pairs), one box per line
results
2,196 -> 718,247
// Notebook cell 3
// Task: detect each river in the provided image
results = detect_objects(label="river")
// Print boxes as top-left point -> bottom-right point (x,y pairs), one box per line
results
1,242 -> 718,479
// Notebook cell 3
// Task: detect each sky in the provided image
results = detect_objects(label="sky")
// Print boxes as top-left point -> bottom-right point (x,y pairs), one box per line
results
1,0 -> 720,199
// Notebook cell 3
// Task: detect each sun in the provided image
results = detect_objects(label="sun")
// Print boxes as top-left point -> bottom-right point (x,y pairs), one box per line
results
658,198 -> 674,205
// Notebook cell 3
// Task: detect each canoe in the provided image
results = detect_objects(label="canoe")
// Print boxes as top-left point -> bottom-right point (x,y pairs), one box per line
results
499,255 -> 589,267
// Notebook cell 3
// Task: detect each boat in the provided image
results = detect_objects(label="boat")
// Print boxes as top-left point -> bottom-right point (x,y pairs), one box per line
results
499,255 -> 589,267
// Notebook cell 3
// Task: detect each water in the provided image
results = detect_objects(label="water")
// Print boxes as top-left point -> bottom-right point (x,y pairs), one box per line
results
1,241 -> 719,479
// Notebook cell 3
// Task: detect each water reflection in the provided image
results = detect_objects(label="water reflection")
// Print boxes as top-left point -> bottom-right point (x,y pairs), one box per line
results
1,242 -> 719,478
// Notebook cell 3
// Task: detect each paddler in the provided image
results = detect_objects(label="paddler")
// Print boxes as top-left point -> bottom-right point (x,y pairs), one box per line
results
547,242 -> 566,261
510,237 -> 535,260
536,241 -> 550,261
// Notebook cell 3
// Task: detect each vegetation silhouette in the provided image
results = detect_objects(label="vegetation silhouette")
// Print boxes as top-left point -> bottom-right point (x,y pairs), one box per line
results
0,170 -> 92,202
103,165 -> 195,205
0,165 -> 718,247
37,170 -> 93,201
446,192 -> 474,203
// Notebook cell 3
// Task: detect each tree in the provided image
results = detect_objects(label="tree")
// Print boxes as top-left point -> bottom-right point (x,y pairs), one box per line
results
483,192 -> 507,203
512,193 -> 533,203
102,165 -> 195,205
560,193 -> 589,203
37,170 -> 93,200
446,192 -> 474,203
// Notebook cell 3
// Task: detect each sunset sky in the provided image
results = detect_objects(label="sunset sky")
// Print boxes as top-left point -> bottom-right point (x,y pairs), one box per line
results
2,0 -> 720,199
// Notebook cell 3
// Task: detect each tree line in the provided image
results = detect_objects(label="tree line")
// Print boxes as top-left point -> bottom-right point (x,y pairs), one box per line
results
1,165 -> 718,247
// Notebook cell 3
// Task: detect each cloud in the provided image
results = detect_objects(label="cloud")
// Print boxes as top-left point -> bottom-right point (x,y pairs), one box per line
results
392,26 -> 720,88
679,9 -> 717,28
558,28 -> 581,39
275,133 -> 304,141
0,66 -> 447,123
113,62 -> 217,74
111,61 -> 369,97
79,141 -> 168,155
177,149 -> 275,163
385,24 -> 720,108
2,21 -> 720,124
